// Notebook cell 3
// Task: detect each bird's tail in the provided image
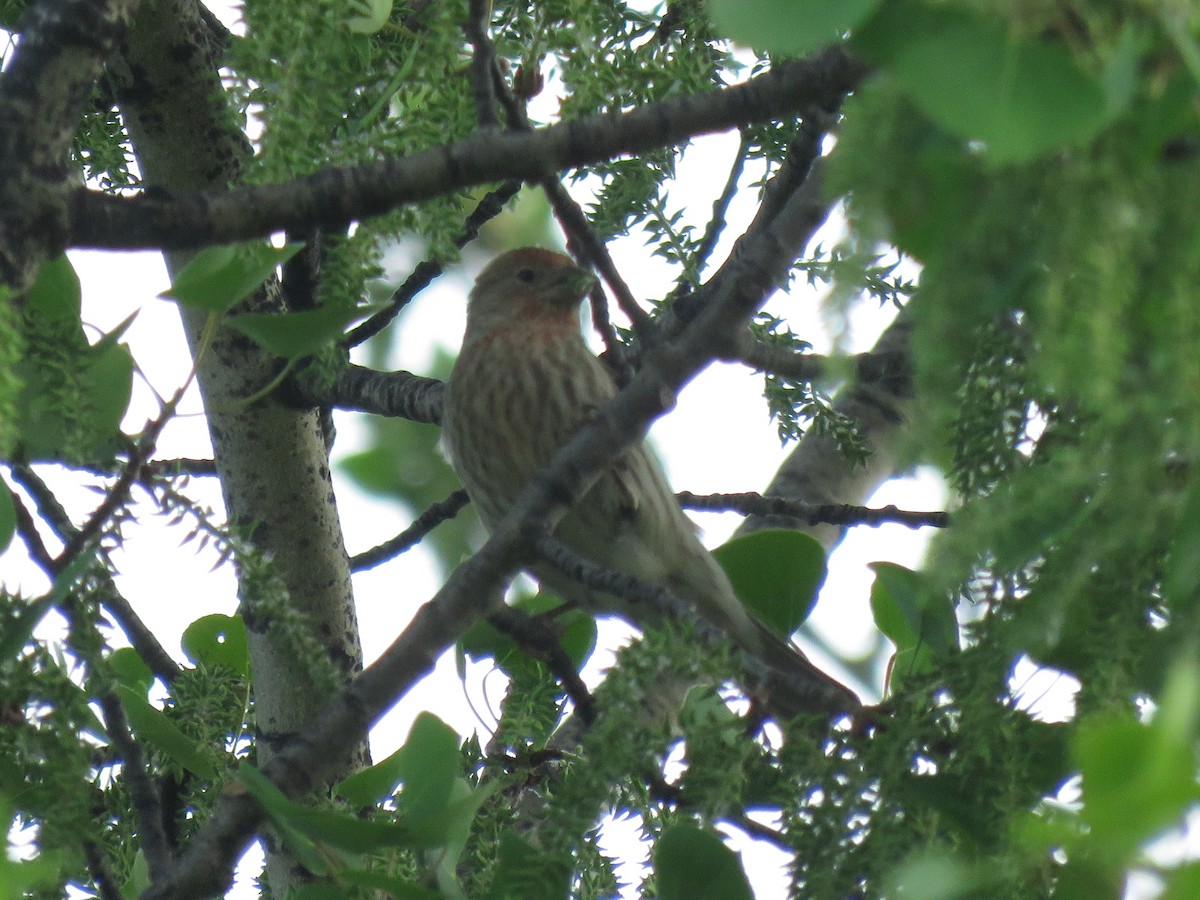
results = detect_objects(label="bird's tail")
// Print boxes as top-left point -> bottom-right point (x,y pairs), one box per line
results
670,551 -> 859,721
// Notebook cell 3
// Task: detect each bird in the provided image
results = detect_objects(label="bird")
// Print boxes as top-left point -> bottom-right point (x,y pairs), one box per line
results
440,247 -> 857,719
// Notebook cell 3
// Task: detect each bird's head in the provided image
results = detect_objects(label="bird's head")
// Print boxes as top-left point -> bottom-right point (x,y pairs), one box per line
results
465,247 -> 597,341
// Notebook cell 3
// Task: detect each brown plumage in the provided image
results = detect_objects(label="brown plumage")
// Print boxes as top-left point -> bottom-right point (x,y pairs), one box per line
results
441,247 -> 856,718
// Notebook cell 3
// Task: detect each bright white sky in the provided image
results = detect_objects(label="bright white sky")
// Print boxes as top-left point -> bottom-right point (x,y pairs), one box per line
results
0,3 -> 958,896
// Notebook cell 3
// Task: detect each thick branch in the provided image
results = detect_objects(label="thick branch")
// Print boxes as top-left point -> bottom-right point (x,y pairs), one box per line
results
0,0 -> 139,285
727,336 -> 913,386
290,363 -> 445,424
70,49 -> 868,250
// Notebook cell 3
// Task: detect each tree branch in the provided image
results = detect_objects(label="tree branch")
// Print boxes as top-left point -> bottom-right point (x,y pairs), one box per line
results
464,0 -> 500,129
350,490 -> 471,571
97,692 -> 173,879
82,839 -> 124,900
69,48 -> 868,250
677,491 -> 947,529
671,131 -> 750,297
531,532 -> 856,717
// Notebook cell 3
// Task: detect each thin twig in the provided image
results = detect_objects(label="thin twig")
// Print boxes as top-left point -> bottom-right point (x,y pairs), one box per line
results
484,35 -> 653,350
58,381 -> 190,568
350,490 -> 471,570
143,458 -> 219,478
677,491 -> 947,530
9,465 -> 184,684
488,605 -> 597,724
8,483 -> 56,570
733,340 -> 913,386
671,132 -> 750,299
668,108 -> 844,334
543,183 -> 653,337
644,771 -> 791,851
531,532 -> 684,619
344,180 -> 522,348
74,457 -> 219,480
8,463 -> 74,536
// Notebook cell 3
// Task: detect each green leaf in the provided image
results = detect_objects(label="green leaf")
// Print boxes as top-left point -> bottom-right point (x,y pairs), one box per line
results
400,776 -> 501,854
117,685 -> 218,779
181,613 -> 249,677
0,845 -> 62,900
80,336 -> 134,443
713,530 -> 826,637
1074,688 -> 1200,853
107,647 -> 155,695
1162,862 -> 1200,900
654,824 -> 753,900
26,254 -> 82,322
336,713 -> 465,840
1101,24 -> 1146,117
855,4 -> 1107,162
160,243 -> 303,313
227,303 -> 370,359
425,778 -> 505,894
869,563 -> 958,653
708,0 -> 881,57
126,850 -> 151,897
269,801 -> 414,853
487,831 -> 571,900
338,445 -> 399,494
870,563 -> 958,689
336,745 -> 408,807
0,486 -> 14,554
395,712 -> 460,829
885,851 -> 990,900
346,0 -> 393,34
14,316 -> 133,461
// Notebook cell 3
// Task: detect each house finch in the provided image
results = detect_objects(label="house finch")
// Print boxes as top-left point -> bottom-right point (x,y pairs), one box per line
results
442,247 -> 855,718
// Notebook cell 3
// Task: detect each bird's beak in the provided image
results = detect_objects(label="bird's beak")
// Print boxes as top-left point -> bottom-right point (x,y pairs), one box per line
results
554,266 -> 599,307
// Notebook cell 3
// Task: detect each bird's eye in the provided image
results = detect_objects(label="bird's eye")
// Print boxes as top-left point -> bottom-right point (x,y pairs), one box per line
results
515,268 -> 537,283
